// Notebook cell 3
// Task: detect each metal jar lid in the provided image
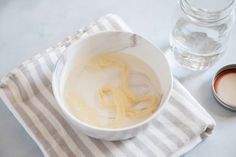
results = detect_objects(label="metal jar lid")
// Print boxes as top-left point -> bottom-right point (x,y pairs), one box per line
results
212,64 -> 236,111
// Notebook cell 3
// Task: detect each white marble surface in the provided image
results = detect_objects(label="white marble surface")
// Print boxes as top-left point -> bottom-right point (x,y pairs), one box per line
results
0,0 -> 236,156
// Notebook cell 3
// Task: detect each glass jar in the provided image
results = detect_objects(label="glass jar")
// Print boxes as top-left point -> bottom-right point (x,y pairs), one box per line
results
170,0 -> 235,70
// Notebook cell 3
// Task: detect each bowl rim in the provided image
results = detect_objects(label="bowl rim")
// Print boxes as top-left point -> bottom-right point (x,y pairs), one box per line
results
52,31 -> 173,132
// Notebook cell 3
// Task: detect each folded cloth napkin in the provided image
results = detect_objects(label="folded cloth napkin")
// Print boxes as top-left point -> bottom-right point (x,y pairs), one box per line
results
0,14 -> 215,157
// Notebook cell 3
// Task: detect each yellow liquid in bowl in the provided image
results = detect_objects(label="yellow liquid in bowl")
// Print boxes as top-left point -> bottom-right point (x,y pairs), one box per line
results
63,52 -> 162,128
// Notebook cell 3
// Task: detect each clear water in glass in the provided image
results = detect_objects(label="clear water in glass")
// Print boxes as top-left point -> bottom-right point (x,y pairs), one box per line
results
170,0 -> 235,70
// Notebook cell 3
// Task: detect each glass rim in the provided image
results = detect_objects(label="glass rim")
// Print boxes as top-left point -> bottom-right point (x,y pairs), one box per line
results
180,0 -> 236,21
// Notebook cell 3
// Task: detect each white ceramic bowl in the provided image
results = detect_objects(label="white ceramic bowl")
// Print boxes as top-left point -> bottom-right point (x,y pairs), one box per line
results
52,31 -> 173,141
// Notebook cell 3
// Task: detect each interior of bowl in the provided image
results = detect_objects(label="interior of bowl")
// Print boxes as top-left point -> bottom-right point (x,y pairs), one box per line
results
53,31 -> 173,131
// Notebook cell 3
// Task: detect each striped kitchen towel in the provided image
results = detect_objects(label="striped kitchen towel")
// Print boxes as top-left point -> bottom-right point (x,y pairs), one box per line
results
0,14 -> 215,157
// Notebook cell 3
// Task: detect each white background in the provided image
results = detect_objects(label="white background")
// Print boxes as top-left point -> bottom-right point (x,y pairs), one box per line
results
0,0 -> 236,156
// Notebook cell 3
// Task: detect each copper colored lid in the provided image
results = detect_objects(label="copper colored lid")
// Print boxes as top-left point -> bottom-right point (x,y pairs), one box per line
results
212,64 -> 236,111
